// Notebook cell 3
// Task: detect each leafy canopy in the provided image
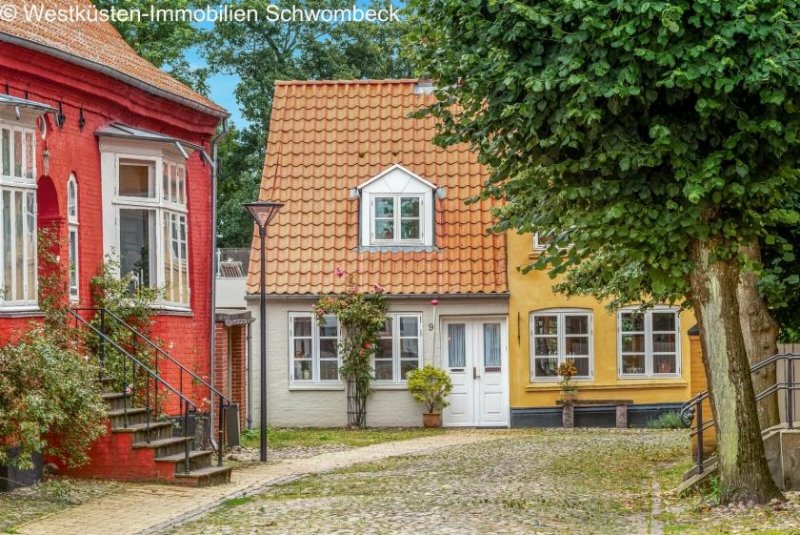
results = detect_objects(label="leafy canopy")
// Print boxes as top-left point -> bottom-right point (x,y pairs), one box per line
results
408,0 -> 800,307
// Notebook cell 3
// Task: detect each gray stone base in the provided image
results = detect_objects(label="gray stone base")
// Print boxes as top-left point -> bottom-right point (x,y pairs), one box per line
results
512,403 -> 683,428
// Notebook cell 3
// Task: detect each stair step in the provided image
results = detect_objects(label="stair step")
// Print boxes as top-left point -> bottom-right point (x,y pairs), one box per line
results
155,450 -> 215,472
133,436 -> 194,457
174,465 -> 232,487
106,407 -> 150,426
101,392 -> 134,410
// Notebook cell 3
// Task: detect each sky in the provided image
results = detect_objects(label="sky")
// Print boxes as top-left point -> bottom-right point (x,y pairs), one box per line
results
185,46 -> 246,126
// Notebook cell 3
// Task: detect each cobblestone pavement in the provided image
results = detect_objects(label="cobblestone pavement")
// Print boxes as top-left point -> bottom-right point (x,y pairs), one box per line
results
15,431 -> 493,535
171,429 -> 690,535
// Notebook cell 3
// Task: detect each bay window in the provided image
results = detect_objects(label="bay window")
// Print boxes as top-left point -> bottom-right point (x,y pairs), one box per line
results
531,310 -> 592,380
373,314 -> 422,383
289,313 -> 340,383
0,123 -> 37,308
619,308 -> 681,377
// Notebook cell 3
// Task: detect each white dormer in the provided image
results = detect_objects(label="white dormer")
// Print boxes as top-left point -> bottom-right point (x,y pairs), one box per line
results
358,164 -> 436,248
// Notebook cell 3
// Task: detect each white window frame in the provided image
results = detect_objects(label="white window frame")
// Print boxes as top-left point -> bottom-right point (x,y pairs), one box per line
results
0,120 -> 37,310
618,307 -> 681,379
67,174 -> 79,301
372,313 -> 423,385
370,194 -> 424,246
288,312 -> 341,385
530,309 -> 593,381
110,153 -> 190,309
532,232 -> 550,251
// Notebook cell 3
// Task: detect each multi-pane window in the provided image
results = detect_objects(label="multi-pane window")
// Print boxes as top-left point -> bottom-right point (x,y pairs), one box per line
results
619,309 -> 680,377
374,314 -> 422,383
290,313 -> 340,383
67,175 -> 78,301
0,124 -> 36,308
531,311 -> 592,380
371,195 -> 422,244
532,232 -> 551,251
114,158 -> 189,307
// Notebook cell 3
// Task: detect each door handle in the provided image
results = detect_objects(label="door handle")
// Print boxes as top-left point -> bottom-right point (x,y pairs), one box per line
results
473,367 -> 478,380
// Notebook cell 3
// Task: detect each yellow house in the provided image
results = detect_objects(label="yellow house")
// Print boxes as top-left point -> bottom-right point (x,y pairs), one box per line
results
507,231 -> 705,427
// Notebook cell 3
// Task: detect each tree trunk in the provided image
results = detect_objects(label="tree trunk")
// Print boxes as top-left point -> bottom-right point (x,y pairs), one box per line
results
738,241 -> 780,430
689,240 -> 782,504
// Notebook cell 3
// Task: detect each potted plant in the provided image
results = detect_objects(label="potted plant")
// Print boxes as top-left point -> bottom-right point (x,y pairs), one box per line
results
556,360 -> 579,403
407,365 -> 453,428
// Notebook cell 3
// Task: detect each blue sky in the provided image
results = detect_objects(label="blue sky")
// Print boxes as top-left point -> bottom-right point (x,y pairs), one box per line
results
185,45 -> 246,126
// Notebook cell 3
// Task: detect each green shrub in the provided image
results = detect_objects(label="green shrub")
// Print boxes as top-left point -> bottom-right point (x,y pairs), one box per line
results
647,411 -> 689,429
407,365 -> 453,414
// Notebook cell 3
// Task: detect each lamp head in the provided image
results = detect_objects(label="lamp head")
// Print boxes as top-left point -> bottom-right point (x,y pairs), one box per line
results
243,201 -> 284,228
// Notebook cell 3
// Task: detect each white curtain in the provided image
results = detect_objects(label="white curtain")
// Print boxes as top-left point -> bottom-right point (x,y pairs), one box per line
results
448,324 -> 466,368
484,323 -> 501,367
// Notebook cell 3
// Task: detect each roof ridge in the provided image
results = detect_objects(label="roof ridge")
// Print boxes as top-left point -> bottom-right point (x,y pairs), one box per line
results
275,79 -> 422,86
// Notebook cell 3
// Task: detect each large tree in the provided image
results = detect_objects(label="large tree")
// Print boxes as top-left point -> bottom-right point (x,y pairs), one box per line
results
205,0 -> 411,246
408,0 -> 800,503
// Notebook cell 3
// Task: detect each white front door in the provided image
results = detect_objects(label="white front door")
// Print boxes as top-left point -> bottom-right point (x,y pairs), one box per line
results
442,318 -> 509,427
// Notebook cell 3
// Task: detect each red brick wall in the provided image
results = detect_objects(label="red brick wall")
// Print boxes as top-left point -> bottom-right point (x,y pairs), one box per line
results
214,322 -> 248,429
0,42 -> 220,403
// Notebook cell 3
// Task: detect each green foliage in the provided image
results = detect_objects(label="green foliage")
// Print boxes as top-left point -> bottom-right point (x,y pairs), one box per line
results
91,0 -> 210,92
314,272 -> 387,427
647,411 -> 689,430
205,0 -> 410,247
407,0 -> 800,309
406,365 -> 453,414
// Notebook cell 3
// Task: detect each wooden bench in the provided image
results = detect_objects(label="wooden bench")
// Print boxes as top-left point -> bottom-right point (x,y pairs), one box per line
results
556,399 -> 634,428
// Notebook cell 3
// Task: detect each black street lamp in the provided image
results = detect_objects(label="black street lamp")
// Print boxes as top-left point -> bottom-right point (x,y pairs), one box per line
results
243,200 -> 283,462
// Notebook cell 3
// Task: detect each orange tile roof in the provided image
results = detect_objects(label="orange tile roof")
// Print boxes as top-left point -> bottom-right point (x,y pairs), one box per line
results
0,0 -> 226,117
246,79 -> 507,296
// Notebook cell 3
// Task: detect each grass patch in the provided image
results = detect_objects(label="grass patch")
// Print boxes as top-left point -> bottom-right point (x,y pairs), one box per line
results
647,411 -> 689,429
240,427 -> 444,450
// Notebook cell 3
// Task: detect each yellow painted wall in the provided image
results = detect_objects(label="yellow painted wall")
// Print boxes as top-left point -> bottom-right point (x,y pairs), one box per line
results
507,232 -> 699,409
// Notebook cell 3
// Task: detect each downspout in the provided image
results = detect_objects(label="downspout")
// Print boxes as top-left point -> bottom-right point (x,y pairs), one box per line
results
209,118 -> 229,448
246,320 -> 253,429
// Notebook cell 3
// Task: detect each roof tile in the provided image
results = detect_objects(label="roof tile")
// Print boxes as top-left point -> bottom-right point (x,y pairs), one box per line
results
247,80 -> 507,296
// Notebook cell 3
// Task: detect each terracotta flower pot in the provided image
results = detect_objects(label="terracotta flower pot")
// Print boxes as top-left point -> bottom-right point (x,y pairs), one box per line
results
422,413 -> 442,428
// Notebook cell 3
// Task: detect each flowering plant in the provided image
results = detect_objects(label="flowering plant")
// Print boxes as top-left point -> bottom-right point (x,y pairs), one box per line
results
556,360 -> 579,393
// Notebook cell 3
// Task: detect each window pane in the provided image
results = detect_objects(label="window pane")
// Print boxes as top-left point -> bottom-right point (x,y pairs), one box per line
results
293,360 -> 312,380
13,131 -> 21,177
14,191 -> 23,299
534,337 -> 558,356
177,167 -> 186,204
69,229 -> 78,293
319,360 -> 339,381
400,338 -> 419,359
374,197 -> 394,217
621,334 -> 645,353
652,312 -> 676,332
564,335 -> 589,356
163,215 -> 175,302
621,354 -> 646,374
319,339 -> 337,359
483,323 -> 501,367
653,333 -> 676,353
621,313 -> 645,332
162,163 -> 170,201
378,318 -> 392,337
25,193 -> 34,301
534,315 -> 558,335
447,324 -> 466,368
293,317 -> 312,337
119,209 -> 152,288
400,219 -> 420,240
292,338 -> 312,359
653,354 -> 676,374
400,197 -> 419,217
374,360 -> 393,381
535,358 -> 558,377
179,216 -> 188,304
400,360 -> 418,379
170,165 -> 178,203
2,129 -> 9,176
119,162 -> 153,197
399,317 -> 418,337
68,180 -> 77,219
2,190 -> 10,298
24,132 -> 33,179
565,315 -> 588,334
376,338 -> 393,359
375,219 -> 394,240
319,316 -> 338,338
571,357 -> 590,377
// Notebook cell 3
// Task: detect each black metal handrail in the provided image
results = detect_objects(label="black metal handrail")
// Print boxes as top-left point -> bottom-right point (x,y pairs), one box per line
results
681,353 -> 800,478
67,309 -> 196,473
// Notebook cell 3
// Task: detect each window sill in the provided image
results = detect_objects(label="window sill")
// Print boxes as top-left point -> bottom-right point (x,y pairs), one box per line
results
0,308 -> 43,318
525,380 -> 687,392
288,384 -> 344,391
155,308 -> 193,317
372,383 -> 409,391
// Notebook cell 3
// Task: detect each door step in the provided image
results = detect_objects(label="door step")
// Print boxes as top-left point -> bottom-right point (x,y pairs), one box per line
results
174,465 -> 232,487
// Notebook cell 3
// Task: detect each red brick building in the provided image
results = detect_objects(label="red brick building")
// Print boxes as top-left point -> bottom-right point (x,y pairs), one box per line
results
0,1 -> 234,483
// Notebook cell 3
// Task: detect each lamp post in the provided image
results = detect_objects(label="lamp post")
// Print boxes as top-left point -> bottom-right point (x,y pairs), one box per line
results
243,201 -> 283,462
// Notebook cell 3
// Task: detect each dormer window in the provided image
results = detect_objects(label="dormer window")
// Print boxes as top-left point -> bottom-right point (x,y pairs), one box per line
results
359,164 -> 435,248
